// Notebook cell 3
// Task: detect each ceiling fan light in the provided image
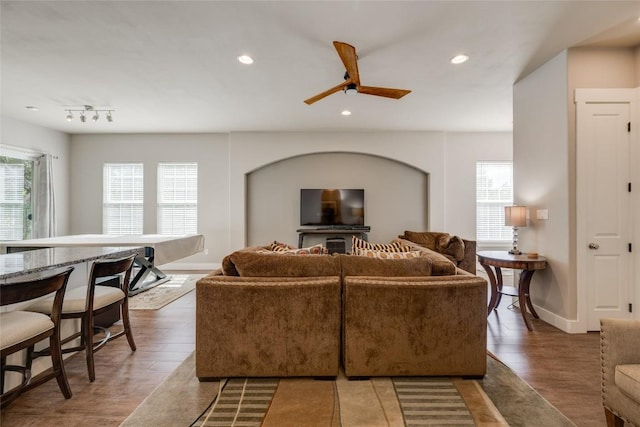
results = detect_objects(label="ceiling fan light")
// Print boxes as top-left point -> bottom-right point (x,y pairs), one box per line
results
344,83 -> 358,96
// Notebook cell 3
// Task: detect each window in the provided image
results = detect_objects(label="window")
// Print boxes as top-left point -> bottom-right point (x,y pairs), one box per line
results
0,152 -> 35,240
476,161 -> 513,243
103,163 -> 143,235
157,163 -> 197,235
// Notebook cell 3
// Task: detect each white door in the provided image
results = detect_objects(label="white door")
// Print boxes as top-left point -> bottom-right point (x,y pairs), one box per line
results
580,102 -> 632,331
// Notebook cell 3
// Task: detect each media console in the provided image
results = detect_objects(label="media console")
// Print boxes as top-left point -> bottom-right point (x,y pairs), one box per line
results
296,227 -> 369,252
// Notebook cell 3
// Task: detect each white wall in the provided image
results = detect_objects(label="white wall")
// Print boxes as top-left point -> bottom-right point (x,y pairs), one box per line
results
444,132 -> 513,242
70,133 -> 229,268
1,116 -> 72,236
229,131 -> 512,251
1,125 -> 511,267
514,46 -> 640,331
514,51 -> 572,324
229,132 -> 448,251
246,152 -> 429,246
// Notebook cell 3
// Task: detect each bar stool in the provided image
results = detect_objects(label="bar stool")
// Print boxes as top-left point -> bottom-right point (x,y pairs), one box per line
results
1,267 -> 74,408
26,255 -> 136,382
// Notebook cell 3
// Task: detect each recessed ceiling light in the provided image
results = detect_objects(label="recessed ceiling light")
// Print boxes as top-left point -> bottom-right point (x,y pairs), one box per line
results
341,110 -> 352,116
25,106 -> 39,111
450,54 -> 469,65
237,55 -> 254,65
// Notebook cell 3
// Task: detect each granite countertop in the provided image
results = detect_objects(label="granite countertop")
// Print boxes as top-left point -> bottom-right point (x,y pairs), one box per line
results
0,246 -> 143,281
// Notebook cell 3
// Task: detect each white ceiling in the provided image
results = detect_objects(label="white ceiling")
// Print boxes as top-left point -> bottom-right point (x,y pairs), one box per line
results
2,1 -> 639,134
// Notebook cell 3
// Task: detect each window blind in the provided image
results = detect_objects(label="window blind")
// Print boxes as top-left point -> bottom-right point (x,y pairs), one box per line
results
0,163 -> 25,240
476,162 -> 513,242
103,163 -> 143,235
157,163 -> 197,235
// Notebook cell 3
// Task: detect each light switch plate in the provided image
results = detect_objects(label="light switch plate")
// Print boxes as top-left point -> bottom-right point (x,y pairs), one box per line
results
536,209 -> 549,220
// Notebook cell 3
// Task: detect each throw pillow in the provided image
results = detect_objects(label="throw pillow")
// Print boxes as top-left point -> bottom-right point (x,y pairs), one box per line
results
402,231 -> 466,262
355,248 -> 423,259
270,241 -> 295,252
351,236 -> 411,253
275,244 -> 328,255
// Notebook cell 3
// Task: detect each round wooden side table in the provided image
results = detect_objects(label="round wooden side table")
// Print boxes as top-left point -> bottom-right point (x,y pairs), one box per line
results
477,251 -> 547,331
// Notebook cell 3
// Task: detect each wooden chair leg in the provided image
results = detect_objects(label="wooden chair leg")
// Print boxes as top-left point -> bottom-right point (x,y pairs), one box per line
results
49,333 -> 72,399
121,301 -> 136,351
604,408 -> 625,427
1,356 -> 5,394
84,316 -> 96,382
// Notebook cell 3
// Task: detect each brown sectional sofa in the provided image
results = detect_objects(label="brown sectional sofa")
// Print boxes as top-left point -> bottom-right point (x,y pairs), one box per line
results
196,232 -> 487,381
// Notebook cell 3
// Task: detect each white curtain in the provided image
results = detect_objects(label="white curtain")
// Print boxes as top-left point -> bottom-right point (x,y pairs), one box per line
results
33,154 -> 56,238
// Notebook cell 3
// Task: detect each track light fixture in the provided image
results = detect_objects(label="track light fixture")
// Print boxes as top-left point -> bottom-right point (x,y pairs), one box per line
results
64,105 -> 114,123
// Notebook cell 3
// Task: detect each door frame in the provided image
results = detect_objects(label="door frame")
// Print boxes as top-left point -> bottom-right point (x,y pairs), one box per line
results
575,88 -> 639,332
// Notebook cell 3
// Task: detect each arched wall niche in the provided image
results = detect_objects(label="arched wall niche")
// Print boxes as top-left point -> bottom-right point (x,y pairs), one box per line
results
246,151 -> 429,246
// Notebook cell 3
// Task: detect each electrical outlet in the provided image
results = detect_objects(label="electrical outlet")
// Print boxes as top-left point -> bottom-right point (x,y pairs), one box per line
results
536,209 -> 549,220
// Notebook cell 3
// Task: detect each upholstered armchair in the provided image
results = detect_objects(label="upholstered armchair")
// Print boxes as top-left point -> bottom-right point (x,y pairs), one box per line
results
601,318 -> 640,427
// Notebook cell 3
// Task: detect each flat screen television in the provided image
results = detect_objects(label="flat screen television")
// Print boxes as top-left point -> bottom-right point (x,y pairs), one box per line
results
300,188 -> 365,226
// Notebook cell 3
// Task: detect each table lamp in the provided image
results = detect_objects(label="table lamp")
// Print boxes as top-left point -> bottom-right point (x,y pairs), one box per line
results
505,205 -> 527,255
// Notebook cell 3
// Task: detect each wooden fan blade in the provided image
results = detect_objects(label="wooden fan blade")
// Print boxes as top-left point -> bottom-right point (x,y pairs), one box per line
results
304,81 -> 350,105
333,41 -> 360,85
357,86 -> 411,99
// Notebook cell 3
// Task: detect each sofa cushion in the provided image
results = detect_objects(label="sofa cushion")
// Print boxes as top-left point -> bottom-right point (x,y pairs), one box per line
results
354,248 -> 423,259
402,231 -> 466,262
393,238 -> 458,275
339,253 -> 432,277
229,250 -> 341,277
616,364 -> 640,403
221,245 -> 269,276
351,236 -> 411,253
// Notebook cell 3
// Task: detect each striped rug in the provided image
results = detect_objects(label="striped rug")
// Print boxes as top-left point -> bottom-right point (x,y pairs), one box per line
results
393,378 -> 474,425
192,378 -> 278,427
191,374 -> 505,426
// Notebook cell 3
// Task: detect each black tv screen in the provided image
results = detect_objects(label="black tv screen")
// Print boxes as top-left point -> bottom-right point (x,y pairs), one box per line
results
300,189 -> 365,226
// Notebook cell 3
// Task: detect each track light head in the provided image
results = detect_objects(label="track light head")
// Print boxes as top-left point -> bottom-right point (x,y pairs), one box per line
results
64,106 -> 114,123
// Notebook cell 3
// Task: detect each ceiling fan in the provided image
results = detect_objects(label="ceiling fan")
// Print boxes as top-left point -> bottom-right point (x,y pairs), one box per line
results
304,41 -> 411,105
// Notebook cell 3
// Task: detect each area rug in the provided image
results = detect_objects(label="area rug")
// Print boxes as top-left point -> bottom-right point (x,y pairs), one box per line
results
128,274 -> 204,310
121,353 -> 576,427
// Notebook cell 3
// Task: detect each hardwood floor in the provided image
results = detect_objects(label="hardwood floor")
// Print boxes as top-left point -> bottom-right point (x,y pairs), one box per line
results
1,277 -> 604,427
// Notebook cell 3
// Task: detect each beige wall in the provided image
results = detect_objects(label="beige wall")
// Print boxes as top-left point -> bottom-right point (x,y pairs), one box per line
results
444,132 -> 512,245
1,117 -> 72,236
514,46 -> 639,331
246,152 -> 429,247
514,51 -> 572,324
70,133 -> 229,268
3,121 -> 512,269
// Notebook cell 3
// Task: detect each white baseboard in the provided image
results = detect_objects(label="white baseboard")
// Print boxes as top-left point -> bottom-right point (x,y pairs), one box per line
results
157,262 -> 220,271
533,303 -> 585,333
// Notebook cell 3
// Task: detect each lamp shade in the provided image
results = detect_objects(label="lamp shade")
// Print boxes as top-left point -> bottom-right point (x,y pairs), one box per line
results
505,206 -> 527,227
